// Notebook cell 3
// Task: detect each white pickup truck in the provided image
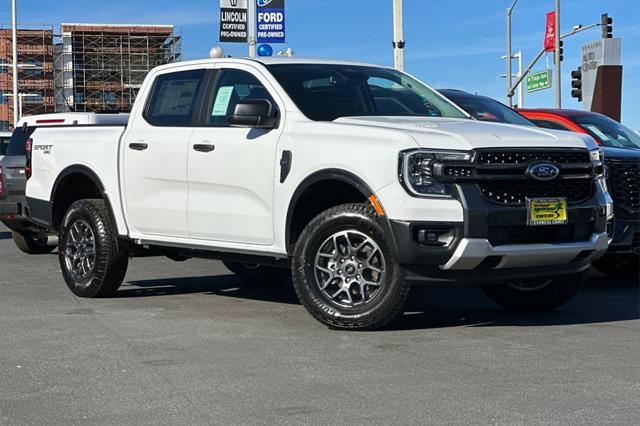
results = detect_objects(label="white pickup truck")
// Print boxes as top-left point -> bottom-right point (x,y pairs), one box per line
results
25,57 -> 612,330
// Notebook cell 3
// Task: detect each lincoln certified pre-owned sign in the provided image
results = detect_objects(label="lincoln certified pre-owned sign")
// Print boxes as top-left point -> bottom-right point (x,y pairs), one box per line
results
257,0 -> 285,44
220,0 -> 248,43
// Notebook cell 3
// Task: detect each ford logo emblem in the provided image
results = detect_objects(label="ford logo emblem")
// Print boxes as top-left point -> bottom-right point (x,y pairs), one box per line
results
527,162 -> 560,181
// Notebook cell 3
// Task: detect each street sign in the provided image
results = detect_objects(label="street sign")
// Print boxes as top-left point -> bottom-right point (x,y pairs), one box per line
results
527,70 -> 552,92
257,0 -> 286,43
219,0 -> 248,43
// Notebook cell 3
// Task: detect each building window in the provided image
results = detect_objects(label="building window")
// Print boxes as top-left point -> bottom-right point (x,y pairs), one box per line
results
0,91 -> 7,104
0,58 -> 7,74
0,121 -> 9,132
74,93 -> 85,104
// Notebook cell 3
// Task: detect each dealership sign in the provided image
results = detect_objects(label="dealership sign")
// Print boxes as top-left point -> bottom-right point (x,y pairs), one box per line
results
220,0 -> 248,43
580,38 -> 621,109
527,70 -> 552,92
257,0 -> 286,43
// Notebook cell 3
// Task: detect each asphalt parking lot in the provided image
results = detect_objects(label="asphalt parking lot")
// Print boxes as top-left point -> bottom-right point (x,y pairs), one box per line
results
0,222 -> 638,425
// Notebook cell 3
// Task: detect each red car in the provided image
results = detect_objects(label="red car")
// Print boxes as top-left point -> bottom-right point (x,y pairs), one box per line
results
519,109 -> 640,278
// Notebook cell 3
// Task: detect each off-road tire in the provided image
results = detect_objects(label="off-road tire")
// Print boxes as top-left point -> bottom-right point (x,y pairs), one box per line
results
12,230 -> 55,255
292,203 -> 408,331
592,255 -> 640,280
482,272 -> 587,312
223,261 -> 290,287
58,199 -> 129,298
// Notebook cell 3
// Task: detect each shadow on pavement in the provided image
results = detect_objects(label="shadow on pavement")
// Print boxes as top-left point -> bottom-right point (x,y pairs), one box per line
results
121,274 -> 301,305
121,272 -> 639,330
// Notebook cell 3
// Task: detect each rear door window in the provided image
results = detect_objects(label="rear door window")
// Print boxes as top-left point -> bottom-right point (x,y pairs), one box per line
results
145,69 -> 206,127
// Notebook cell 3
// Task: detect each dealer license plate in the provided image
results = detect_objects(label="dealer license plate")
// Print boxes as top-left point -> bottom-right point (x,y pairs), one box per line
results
527,198 -> 568,226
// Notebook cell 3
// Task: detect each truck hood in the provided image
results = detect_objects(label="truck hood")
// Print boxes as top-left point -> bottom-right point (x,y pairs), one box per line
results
601,146 -> 640,160
333,116 -> 597,150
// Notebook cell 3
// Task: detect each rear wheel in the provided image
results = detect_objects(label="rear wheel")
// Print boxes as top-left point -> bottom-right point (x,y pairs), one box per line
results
223,261 -> 290,287
292,203 -> 409,331
592,255 -> 639,280
482,273 -> 587,312
58,199 -> 129,298
12,230 -> 55,255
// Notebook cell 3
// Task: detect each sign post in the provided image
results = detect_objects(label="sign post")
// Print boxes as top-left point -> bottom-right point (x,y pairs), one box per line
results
257,0 -> 286,44
219,0 -> 248,43
580,38 -> 621,110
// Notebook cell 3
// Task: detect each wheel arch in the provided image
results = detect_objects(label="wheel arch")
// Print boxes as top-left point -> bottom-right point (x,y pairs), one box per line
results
49,165 -> 118,232
285,169 -> 396,256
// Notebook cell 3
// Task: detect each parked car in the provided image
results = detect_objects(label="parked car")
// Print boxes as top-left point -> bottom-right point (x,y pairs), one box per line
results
518,109 -> 639,278
438,89 -> 536,127
24,58 -> 611,330
0,131 -> 11,163
0,113 -> 129,254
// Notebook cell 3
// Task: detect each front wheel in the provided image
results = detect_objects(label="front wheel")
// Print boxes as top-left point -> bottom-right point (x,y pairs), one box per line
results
58,199 -> 129,298
12,230 -> 55,255
292,203 -> 409,331
482,273 -> 587,312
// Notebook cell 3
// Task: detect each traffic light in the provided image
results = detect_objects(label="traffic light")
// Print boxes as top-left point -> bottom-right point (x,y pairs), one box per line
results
601,13 -> 613,38
571,67 -> 582,102
554,40 -> 564,64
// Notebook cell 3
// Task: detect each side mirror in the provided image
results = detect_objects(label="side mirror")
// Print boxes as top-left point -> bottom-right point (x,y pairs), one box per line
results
228,99 -> 279,129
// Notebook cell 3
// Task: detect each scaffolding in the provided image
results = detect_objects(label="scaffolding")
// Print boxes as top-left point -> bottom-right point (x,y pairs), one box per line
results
0,26 -> 55,130
54,24 -> 182,113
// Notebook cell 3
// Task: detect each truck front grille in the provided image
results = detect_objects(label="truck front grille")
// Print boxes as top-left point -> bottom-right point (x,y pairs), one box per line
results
476,150 -> 591,165
474,149 -> 595,207
479,180 -> 594,206
607,160 -> 640,219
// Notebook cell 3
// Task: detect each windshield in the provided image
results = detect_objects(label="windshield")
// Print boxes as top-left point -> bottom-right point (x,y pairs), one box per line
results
574,114 -> 640,149
574,114 -> 640,150
441,92 -> 535,127
267,64 -> 468,121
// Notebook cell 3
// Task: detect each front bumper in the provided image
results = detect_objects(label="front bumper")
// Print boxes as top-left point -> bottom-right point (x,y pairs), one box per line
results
442,233 -> 608,270
383,181 -> 610,285
608,217 -> 640,254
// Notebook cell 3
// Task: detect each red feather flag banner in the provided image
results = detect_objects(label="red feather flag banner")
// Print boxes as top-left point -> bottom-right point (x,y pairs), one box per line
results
544,11 -> 556,52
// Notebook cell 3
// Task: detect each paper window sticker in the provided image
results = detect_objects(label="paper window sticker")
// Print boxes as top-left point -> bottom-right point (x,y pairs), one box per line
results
212,86 -> 235,116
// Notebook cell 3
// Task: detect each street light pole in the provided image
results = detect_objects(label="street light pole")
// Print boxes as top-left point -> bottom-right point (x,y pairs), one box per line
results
506,0 -> 518,107
11,0 -> 19,127
392,0 -> 405,71
248,0 -> 256,57
554,0 -> 561,108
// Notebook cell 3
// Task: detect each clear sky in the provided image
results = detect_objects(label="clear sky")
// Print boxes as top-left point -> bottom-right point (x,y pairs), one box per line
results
3,0 -> 639,128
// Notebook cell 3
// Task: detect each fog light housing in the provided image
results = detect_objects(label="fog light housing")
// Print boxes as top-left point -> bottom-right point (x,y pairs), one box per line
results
416,227 -> 456,247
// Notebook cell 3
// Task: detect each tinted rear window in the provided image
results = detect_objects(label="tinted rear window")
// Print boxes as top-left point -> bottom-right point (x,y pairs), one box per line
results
443,93 -> 535,127
6,127 -> 35,156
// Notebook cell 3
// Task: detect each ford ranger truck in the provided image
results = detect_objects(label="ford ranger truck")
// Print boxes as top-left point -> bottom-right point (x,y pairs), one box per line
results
24,58 -> 612,330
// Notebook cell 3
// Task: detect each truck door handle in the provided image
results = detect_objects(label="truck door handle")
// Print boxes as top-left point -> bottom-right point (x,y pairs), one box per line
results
129,143 -> 148,151
193,144 -> 215,153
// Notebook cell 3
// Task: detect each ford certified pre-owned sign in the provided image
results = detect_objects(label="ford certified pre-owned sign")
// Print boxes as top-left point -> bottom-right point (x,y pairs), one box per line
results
257,0 -> 285,44
220,0 -> 248,43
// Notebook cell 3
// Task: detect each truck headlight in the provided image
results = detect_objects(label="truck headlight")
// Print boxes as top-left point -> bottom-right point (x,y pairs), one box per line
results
590,149 -> 605,178
400,150 -> 471,197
